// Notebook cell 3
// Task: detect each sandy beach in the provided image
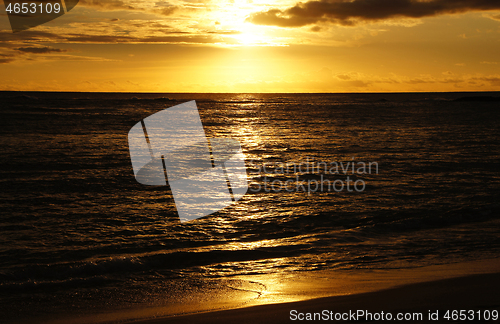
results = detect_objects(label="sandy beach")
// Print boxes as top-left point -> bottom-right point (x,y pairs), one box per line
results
140,272 -> 499,324
51,258 -> 492,324
131,258 -> 500,324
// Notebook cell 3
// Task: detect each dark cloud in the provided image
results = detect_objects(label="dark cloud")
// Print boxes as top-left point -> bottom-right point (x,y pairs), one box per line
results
344,80 -> 370,87
408,77 -> 435,84
154,1 -> 178,15
139,35 -> 228,44
0,30 -> 64,43
64,34 -> 135,43
157,7 -> 178,15
62,34 -> 230,44
246,0 -> 500,27
0,29 -> 233,46
78,0 -> 134,10
16,46 -> 67,54
0,54 -> 15,64
336,74 -> 351,80
472,76 -> 500,83
79,0 -> 180,15
206,30 -> 241,35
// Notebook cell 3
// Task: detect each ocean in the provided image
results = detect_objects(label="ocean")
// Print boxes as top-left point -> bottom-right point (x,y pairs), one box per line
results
0,92 -> 499,323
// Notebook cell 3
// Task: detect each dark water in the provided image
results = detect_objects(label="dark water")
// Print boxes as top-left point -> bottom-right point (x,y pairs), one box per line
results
0,92 -> 499,322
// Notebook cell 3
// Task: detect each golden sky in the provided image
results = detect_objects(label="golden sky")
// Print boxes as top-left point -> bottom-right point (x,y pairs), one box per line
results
0,0 -> 499,92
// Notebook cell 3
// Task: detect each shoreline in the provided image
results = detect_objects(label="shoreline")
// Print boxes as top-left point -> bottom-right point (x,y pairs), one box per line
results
132,258 -> 500,324
139,271 -> 500,324
44,258 -> 500,324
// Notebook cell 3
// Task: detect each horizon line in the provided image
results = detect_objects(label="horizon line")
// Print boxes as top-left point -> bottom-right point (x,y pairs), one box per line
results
1,90 -> 500,95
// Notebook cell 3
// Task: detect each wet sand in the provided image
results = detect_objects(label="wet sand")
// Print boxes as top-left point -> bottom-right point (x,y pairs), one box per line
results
130,258 -> 500,324
140,272 -> 500,324
43,258 -> 500,324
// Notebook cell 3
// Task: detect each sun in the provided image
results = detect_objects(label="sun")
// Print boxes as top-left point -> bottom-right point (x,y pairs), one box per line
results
234,27 -> 264,46
231,22 -> 278,46
210,0 -> 282,46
